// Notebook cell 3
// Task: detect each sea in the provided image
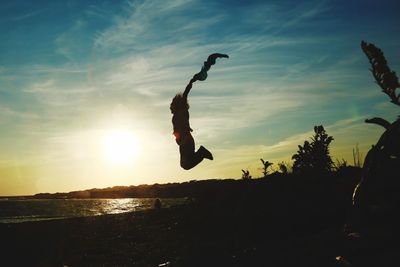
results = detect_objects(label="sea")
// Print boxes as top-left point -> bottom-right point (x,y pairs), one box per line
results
0,198 -> 186,224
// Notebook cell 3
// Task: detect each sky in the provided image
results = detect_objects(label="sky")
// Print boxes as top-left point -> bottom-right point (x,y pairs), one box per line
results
0,0 -> 399,196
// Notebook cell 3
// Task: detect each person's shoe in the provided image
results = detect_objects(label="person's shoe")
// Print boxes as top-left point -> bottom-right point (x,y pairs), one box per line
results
199,145 -> 213,160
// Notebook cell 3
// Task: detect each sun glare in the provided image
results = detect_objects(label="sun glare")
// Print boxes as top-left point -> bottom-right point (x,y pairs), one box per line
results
102,130 -> 139,165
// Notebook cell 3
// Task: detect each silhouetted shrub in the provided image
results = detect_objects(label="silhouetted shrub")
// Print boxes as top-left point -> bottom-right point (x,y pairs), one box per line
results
334,158 -> 348,171
278,161 -> 291,174
241,169 -> 252,180
292,125 -> 334,174
260,158 -> 273,178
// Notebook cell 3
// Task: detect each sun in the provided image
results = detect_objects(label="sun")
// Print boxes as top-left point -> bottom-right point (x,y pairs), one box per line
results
102,129 -> 139,165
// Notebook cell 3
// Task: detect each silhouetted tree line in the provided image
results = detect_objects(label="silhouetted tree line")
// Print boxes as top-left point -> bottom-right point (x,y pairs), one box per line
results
243,124 -> 336,179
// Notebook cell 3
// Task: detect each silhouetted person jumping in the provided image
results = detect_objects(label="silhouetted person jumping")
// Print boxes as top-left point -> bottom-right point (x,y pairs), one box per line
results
170,53 -> 228,170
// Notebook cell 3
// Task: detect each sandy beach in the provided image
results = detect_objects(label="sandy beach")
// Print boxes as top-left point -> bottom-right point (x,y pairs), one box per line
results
2,172 -> 399,267
0,207 -> 339,266
1,197 -> 345,267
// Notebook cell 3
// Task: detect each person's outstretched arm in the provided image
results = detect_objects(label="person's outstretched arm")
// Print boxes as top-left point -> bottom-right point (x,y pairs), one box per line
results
182,79 -> 195,99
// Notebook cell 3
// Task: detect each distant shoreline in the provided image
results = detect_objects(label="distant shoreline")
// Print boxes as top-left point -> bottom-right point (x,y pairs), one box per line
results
0,197 -> 187,224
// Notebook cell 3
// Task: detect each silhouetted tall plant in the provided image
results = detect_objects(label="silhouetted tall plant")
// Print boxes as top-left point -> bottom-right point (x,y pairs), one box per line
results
352,144 -> 363,168
352,41 -> 400,210
292,125 -> 334,174
361,41 -> 400,107
347,41 -> 400,236
260,158 -> 273,178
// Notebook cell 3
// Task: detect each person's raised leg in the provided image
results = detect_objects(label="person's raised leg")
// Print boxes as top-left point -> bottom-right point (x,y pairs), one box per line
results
179,136 -> 213,170
198,145 -> 213,160
179,134 -> 202,170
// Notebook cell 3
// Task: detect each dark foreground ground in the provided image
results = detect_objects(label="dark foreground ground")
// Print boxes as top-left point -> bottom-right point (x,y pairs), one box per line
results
0,205 -> 345,267
1,171 -> 399,267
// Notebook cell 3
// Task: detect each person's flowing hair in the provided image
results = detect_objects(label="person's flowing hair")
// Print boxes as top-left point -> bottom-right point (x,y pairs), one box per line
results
170,93 -> 189,114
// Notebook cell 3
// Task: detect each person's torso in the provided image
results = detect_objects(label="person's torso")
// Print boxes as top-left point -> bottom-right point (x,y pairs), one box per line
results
172,109 -> 191,133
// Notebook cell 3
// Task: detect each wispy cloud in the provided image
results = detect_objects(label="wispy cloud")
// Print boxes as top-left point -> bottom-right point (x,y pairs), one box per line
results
0,105 -> 39,122
278,0 -> 331,30
93,0 -> 222,53
11,8 -> 48,21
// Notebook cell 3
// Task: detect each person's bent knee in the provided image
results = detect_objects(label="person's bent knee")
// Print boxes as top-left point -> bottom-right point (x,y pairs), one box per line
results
180,161 -> 192,170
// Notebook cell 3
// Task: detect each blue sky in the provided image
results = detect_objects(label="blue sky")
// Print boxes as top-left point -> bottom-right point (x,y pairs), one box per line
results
1,0 -> 399,195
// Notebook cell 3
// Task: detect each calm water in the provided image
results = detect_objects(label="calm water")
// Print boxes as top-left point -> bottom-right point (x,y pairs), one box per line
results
0,198 -> 185,223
